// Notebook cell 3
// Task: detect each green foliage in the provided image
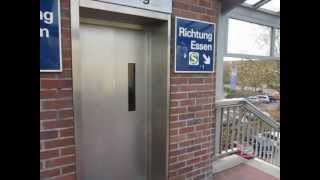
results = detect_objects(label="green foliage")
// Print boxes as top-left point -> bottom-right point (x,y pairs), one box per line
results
224,86 -> 234,98
223,63 -> 231,84
235,59 -> 279,92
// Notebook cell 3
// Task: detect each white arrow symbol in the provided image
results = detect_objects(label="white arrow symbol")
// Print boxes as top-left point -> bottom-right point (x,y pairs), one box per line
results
203,54 -> 211,64
184,53 -> 187,58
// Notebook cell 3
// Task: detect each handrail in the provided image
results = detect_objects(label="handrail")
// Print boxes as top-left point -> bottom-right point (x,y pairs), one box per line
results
214,98 -> 280,166
216,98 -> 280,130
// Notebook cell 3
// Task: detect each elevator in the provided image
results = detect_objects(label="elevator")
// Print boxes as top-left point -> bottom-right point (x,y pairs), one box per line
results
73,5 -> 170,180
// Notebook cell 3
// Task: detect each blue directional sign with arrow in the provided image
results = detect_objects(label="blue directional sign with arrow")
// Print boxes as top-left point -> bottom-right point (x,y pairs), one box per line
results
40,0 -> 62,72
175,17 -> 215,73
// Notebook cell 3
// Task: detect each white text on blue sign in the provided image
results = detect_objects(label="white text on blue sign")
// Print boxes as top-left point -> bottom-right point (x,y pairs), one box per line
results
40,10 -> 55,38
178,27 -> 213,51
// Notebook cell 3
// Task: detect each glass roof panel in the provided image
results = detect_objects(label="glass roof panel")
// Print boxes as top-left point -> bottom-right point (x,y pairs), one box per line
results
227,18 -> 272,56
273,29 -> 280,57
259,0 -> 280,12
243,0 -> 261,6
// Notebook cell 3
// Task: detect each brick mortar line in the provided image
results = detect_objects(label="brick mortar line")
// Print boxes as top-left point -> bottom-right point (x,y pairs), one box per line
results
46,172 -> 75,180
41,108 -> 74,112
170,87 -> 215,91
172,144 -> 212,156
40,128 -> 75,133
40,97 -> 73,102
40,118 -> 74,123
40,78 -> 73,81
41,125 -> 75,131
40,97 -> 73,101
170,103 -> 214,109
40,128 -> 73,133
40,135 -> 75,143
40,136 -> 74,142
41,145 -> 75,152
169,143 -> 211,155
41,162 -> 75,173
40,117 -> 74,123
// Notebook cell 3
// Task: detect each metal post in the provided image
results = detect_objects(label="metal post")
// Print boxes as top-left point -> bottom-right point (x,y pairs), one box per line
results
215,107 -> 223,156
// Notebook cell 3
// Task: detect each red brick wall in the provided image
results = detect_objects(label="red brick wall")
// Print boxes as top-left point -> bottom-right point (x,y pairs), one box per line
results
168,0 -> 219,179
40,1 -> 76,180
40,0 -> 219,179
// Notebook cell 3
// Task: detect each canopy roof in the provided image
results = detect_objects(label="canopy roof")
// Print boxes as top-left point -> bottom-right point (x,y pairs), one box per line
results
222,0 -> 280,16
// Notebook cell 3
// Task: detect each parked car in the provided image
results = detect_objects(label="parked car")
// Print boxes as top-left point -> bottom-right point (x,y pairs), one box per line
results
268,95 -> 277,103
247,96 -> 259,103
272,91 -> 280,100
256,95 -> 270,103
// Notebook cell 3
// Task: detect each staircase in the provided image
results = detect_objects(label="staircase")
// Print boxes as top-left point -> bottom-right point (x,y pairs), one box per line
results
213,98 -> 280,176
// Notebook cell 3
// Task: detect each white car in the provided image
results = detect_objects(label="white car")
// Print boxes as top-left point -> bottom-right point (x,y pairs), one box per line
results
256,95 -> 270,103
247,96 -> 259,103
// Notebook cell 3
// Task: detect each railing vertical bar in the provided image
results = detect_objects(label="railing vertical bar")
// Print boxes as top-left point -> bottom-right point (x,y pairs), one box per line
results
263,125 -> 269,161
219,107 -> 224,154
236,106 -> 242,150
273,129 -> 277,164
225,107 -> 230,152
258,123 -> 264,159
215,106 -> 221,156
249,117 -> 255,156
276,129 -> 280,165
246,115 -> 251,153
265,126 -> 270,161
253,118 -> 259,157
278,134 -> 280,166
269,128 -> 274,163
274,134 -> 277,164
262,124 -> 267,161
263,126 -> 267,161
230,106 -> 237,150
241,112 -> 246,153
254,120 -> 261,157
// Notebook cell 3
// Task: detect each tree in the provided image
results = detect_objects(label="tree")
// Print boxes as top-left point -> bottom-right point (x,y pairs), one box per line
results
235,59 -> 279,92
223,62 -> 231,84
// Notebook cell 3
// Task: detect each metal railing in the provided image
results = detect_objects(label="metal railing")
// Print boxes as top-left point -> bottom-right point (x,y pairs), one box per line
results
215,98 -> 280,167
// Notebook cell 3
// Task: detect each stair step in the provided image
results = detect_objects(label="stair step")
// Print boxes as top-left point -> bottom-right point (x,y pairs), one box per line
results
245,158 -> 280,179
212,154 -> 248,174
212,155 -> 280,179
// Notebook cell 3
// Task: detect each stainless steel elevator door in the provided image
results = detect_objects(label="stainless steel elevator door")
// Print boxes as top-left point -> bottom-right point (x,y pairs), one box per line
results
79,23 -> 148,180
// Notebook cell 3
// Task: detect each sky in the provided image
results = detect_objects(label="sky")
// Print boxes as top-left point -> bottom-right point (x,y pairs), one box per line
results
224,0 -> 280,61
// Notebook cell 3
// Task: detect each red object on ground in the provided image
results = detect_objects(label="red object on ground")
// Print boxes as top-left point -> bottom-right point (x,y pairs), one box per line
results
235,150 -> 255,160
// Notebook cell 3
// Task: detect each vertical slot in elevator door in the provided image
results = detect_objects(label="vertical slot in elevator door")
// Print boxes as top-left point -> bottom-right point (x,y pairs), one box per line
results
79,23 -> 148,180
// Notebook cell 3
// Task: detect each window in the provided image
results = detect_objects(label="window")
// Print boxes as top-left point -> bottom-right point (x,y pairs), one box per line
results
219,3 -> 280,122
259,0 -> 280,13
243,0 -> 261,6
223,57 -> 242,61
227,18 -> 272,56
273,29 -> 280,57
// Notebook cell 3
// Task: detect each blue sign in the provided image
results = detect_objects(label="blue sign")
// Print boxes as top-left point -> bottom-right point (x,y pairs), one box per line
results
40,0 -> 62,72
230,65 -> 237,91
175,17 -> 215,73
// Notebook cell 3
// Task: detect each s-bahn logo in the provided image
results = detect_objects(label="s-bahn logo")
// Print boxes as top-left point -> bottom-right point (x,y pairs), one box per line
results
142,0 -> 150,5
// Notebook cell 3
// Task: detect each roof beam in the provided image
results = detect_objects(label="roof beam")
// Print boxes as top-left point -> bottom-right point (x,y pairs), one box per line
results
221,0 -> 246,14
227,6 -> 280,28
254,0 -> 271,9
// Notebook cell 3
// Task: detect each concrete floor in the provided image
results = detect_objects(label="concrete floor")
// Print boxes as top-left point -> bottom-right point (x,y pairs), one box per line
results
212,163 -> 279,180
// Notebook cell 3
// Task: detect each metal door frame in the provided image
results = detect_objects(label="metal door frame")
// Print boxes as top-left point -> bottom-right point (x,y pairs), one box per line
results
70,1 -> 171,179
79,20 -> 150,179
